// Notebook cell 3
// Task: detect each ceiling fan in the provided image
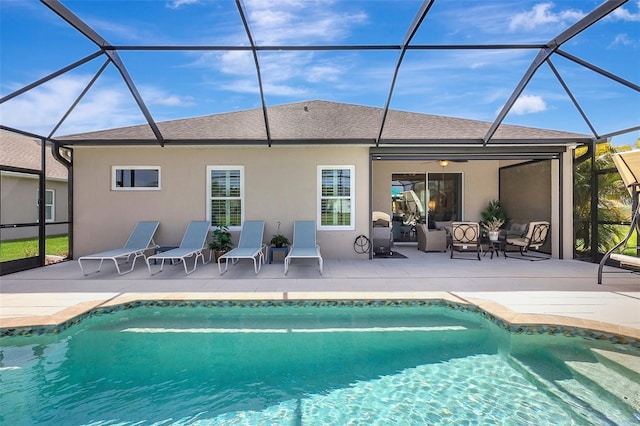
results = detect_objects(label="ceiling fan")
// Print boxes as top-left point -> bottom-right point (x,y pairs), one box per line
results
421,159 -> 469,167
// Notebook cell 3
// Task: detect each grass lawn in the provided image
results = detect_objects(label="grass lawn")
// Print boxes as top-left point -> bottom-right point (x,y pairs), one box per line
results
0,235 -> 69,262
622,233 -> 638,255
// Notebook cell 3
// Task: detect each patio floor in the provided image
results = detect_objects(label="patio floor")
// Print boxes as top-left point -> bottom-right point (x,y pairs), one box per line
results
1,245 -> 639,341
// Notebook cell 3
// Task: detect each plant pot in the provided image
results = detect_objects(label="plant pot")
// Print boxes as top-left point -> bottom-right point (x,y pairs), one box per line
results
214,250 -> 227,261
488,231 -> 500,242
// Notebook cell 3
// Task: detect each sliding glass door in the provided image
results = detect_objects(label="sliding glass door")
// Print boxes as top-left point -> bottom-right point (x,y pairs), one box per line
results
391,173 -> 426,242
427,173 -> 462,222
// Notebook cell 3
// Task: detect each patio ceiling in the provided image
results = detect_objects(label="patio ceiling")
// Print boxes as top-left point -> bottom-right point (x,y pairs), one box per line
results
0,0 -> 638,148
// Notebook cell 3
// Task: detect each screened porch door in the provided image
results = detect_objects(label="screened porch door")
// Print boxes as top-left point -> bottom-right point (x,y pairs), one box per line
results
1,168 -> 44,275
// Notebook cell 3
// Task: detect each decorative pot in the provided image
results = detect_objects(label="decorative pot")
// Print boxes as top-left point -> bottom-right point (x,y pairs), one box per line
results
488,231 -> 500,241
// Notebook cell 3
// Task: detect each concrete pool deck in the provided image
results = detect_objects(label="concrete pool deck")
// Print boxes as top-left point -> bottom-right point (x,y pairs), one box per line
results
1,247 -> 639,341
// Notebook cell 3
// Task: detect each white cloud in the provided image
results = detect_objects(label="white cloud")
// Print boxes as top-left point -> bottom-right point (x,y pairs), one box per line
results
262,82 -> 309,97
86,18 -> 149,43
508,3 -> 585,32
244,0 -> 367,45
222,79 -> 260,95
192,41 -> 353,98
219,51 -> 257,76
140,86 -> 195,107
0,75 -> 192,135
610,2 -> 640,21
0,76 -> 125,135
185,1 -> 366,97
509,94 -> 547,115
166,0 -> 200,10
222,78 -> 308,97
609,33 -> 635,48
306,64 -> 342,83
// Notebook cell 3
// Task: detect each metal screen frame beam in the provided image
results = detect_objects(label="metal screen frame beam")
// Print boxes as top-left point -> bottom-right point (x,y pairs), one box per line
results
109,43 -> 546,52
2,1 -> 633,149
235,0 -> 272,146
376,0 -> 435,146
555,49 -> 640,92
0,51 -> 103,104
546,58 -> 599,138
40,0 -> 165,146
599,126 -> 640,140
48,59 -> 110,139
483,0 -> 628,145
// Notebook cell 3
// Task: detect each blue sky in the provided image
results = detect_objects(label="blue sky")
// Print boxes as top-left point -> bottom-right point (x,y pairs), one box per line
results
1,0 -> 638,145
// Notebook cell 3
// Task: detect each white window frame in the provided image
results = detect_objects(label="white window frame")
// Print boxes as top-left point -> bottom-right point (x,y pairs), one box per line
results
111,166 -> 161,191
206,166 -> 244,231
317,165 -> 355,231
45,189 -> 55,222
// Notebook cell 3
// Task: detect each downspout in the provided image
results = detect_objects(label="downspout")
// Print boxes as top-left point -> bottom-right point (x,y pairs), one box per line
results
38,139 -> 46,265
52,142 -> 73,260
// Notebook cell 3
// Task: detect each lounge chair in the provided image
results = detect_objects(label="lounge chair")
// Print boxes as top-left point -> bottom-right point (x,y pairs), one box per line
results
78,221 -> 160,275
217,220 -> 266,275
450,222 -> 481,260
146,221 -> 210,275
284,220 -> 323,275
416,224 -> 447,252
504,221 -> 550,260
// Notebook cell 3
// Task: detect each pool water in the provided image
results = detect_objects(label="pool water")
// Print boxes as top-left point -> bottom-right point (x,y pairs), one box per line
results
1,304 -> 638,425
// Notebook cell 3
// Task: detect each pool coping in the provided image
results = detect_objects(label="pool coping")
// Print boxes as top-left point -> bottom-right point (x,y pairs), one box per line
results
1,292 -> 638,348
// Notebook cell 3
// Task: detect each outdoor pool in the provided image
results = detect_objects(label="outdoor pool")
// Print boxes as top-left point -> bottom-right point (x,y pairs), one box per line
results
1,303 -> 639,425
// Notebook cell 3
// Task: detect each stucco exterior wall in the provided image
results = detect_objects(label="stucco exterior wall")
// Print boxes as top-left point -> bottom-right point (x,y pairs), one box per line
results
371,160 -> 501,222
1,174 -> 68,240
73,146 -> 370,259
73,146 -> 570,260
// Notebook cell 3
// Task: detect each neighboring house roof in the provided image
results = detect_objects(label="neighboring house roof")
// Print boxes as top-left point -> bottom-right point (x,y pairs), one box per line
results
58,100 -> 590,146
0,129 -> 68,180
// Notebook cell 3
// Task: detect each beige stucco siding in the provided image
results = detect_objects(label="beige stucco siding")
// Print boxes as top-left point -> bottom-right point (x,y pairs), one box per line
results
73,146 -> 370,259
371,160 -> 500,222
73,146 -> 569,260
1,174 -> 68,240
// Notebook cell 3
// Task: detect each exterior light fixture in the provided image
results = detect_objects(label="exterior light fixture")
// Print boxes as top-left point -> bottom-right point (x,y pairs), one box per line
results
439,160 -> 449,167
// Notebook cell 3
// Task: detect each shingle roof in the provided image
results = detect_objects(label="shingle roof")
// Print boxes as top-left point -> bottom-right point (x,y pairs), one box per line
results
0,129 -> 68,179
59,100 -> 590,145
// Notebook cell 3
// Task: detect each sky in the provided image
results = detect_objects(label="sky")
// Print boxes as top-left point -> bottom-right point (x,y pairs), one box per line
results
1,0 -> 639,146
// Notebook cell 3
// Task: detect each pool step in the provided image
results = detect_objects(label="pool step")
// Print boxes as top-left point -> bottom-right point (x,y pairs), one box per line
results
538,345 -> 640,417
591,348 -> 640,382
564,357 -> 640,414
509,356 -> 631,425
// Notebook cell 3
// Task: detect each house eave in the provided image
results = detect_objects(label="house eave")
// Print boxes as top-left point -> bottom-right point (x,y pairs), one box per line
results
379,137 -> 591,145
370,144 -> 570,161
57,137 -> 591,148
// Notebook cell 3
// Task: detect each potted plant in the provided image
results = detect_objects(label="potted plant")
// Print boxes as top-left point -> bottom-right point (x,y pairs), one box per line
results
480,199 -> 508,223
481,217 -> 505,241
209,225 -> 233,260
480,200 -> 508,241
269,222 -> 290,248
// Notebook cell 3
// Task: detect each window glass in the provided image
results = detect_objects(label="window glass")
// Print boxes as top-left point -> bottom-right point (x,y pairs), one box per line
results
318,166 -> 354,230
207,166 -> 243,228
428,173 -> 462,222
391,173 -> 426,242
45,189 -> 54,222
112,167 -> 160,190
